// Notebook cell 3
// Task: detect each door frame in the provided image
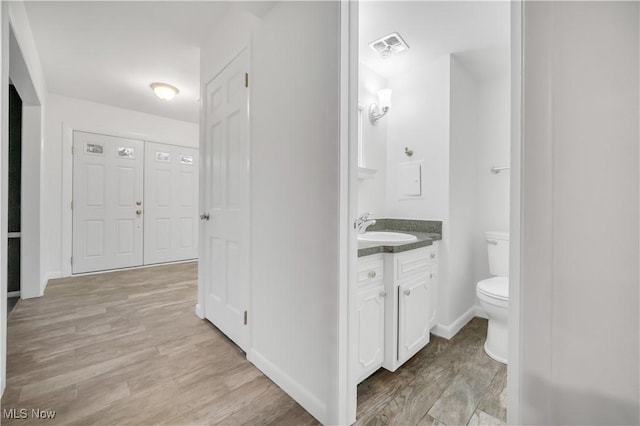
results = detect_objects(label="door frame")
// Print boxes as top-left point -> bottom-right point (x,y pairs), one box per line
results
340,0 -> 359,423
506,0 -> 522,423
339,1 -> 523,423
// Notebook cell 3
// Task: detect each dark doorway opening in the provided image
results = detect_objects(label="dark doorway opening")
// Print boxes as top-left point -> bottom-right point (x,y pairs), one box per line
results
8,83 -> 22,316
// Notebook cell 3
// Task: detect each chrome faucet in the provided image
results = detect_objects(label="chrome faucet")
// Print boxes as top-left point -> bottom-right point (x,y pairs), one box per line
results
356,212 -> 376,234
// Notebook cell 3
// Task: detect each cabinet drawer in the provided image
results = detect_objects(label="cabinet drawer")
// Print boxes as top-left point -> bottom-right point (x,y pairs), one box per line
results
394,246 -> 434,281
357,254 -> 384,287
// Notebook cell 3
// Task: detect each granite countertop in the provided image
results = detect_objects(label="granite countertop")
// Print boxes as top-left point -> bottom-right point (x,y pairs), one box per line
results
358,231 -> 442,257
357,219 -> 443,257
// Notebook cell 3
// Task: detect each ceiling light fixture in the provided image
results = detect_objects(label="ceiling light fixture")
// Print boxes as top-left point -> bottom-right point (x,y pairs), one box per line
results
150,82 -> 179,100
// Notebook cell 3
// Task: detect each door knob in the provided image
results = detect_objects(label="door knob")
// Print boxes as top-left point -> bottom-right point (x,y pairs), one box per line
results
200,213 -> 210,221
379,290 -> 387,298
404,289 -> 411,296
136,201 -> 142,206
136,210 -> 142,216
368,271 -> 376,279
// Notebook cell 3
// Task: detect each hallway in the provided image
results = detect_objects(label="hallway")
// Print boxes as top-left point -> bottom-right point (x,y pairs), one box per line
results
1,262 -> 315,425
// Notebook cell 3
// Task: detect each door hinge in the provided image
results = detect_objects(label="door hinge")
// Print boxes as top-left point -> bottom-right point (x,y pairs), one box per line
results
70,257 -> 73,266
71,145 -> 75,155
70,201 -> 73,210
244,310 -> 248,325
245,73 -> 249,88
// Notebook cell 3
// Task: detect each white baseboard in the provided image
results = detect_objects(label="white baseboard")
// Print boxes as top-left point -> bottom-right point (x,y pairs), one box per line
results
67,259 -> 197,278
41,271 -> 62,296
248,349 -> 327,424
194,304 -> 204,319
432,305 -> 479,340
7,291 -> 20,298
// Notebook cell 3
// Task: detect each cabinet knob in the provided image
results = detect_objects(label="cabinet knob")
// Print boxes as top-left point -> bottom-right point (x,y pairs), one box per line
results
368,271 -> 377,279
200,213 -> 210,221
430,253 -> 436,259
379,290 -> 386,298
429,273 -> 433,279
136,210 -> 142,216
404,289 -> 411,296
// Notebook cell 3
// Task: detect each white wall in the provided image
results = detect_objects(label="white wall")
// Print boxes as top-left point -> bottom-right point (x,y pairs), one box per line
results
520,2 -> 639,424
357,62 -> 387,218
386,55 -> 450,222
199,2 -> 343,424
1,0 -> 49,394
8,1 -> 47,300
45,94 -> 199,280
8,2 -> 46,104
251,3 -> 340,421
386,55 -> 452,325
448,56 -> 479,323
21,106 -> 42,297
473,73 -> 510,284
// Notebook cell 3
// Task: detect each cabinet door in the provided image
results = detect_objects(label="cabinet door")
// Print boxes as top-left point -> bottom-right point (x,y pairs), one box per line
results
355,284 -> 385,382
398,273 -> 433,362
427,271 -> 437,328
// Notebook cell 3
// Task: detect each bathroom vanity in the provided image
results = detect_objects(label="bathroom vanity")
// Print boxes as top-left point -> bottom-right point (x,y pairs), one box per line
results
354,219 -> 441,384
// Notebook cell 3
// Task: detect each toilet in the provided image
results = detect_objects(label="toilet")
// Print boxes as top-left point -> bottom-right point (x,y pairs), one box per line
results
476,231 -> 509,364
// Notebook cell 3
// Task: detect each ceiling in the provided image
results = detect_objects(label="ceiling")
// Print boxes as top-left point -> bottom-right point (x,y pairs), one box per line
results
23,2 -> 509,124
24,1 -> 273,123
360,1 -> 510,82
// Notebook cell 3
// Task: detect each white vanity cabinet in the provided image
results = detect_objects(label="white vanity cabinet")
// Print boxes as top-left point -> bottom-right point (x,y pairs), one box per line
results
354,243 -> 439,382
384,244 -> 438,371
354,254 -> 386,383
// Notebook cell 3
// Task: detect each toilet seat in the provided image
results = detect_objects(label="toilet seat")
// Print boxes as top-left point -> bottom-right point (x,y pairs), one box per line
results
477,276 -> 509,301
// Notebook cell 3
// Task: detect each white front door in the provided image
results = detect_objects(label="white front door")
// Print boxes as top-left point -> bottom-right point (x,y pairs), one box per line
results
144,142 -> 199,265
202,49 -> 250,351
72,131 -> 144,274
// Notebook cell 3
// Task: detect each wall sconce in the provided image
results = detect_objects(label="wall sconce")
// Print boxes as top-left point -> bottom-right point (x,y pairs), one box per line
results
369,89 -> 392,124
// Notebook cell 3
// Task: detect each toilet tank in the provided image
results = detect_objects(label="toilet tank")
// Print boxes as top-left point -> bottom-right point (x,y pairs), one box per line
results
486,231 -> 509,276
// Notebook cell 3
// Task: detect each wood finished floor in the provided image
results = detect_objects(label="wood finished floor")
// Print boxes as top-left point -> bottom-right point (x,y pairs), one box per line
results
2,262 -> 316,426
356,318 -> 507,426
2,262 -> 506,426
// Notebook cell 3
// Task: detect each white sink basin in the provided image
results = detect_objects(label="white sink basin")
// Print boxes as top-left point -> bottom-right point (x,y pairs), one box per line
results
358,231 -> 418,243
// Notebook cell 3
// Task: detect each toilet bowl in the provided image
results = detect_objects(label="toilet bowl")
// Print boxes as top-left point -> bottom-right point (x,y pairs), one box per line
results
477,276 -> 508,363
477,231 -> 509,364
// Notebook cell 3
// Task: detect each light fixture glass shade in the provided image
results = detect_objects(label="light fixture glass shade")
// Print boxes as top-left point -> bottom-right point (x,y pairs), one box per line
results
378,89 -> 392,109
151,82 -> 179,100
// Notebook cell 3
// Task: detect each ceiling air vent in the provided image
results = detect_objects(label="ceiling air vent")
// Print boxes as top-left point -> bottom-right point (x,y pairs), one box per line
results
369,32 -> 409,59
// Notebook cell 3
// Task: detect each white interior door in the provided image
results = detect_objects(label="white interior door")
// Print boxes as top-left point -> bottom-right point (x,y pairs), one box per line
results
72,131 -> 144,274
144,142 -> 199,265
203,49 -> 250,351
